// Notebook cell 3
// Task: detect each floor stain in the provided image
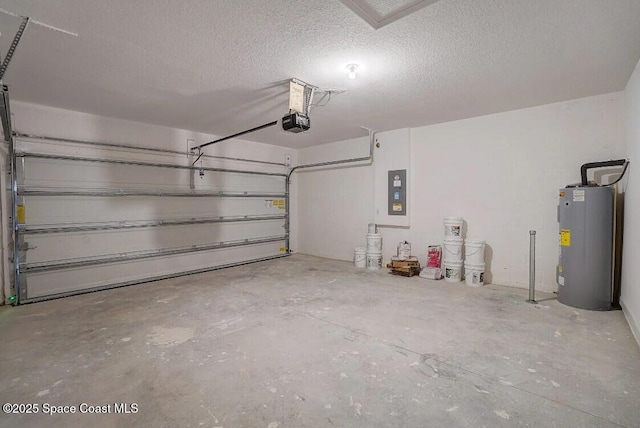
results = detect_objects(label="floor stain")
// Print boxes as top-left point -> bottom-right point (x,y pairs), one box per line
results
148,326 -> 195,347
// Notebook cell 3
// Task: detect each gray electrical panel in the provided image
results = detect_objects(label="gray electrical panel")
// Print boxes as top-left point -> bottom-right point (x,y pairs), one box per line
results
388,169 -> 406,216
557,186 -> 613,311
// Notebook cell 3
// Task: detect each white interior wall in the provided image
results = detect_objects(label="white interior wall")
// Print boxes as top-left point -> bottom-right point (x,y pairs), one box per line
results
294,136 -> 373,259
621,59 -> 640,343
296,93 -> 625,292
1,101 -> 297,301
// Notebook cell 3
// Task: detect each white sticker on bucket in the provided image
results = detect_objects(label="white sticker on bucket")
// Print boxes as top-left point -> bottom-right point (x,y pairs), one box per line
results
558,276 -> 565,286
572,190 -> 585,202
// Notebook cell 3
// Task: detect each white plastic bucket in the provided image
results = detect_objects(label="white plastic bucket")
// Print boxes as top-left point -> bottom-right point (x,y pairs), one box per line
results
443,217 -> 463,237
443,260 -> 463,282
366,250 -> 383,270
368,223 -> 377,234
366,233 -> 382,252
443,237 -> 464,262
465,239 -> 486,264
464,262 -> 485,287
354,247 -> 367,268
397,241 -> 411,260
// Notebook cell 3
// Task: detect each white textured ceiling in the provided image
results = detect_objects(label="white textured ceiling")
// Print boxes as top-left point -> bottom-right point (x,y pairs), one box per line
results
1,0 -> 640,148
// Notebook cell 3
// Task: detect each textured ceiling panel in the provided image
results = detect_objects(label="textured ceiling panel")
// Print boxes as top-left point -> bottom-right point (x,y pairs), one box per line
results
0,0 -> 639,148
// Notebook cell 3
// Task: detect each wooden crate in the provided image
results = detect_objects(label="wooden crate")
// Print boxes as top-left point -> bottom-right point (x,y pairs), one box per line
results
390,266 -> 421,277
387,257 -> 421,277
387,256 -> 420,268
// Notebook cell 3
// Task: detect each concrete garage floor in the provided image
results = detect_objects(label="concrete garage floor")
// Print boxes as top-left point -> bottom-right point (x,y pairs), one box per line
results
1,254 -> 639,428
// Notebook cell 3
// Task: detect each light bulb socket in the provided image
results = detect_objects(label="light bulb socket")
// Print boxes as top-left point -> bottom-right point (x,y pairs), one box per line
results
346,64 -> 359,79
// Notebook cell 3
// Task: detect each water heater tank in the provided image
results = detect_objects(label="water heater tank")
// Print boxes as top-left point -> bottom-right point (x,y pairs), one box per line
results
557,186 -> 613,310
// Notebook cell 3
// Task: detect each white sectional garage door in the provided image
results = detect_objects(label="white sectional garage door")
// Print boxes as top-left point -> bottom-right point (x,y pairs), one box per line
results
9,134 -> 289,303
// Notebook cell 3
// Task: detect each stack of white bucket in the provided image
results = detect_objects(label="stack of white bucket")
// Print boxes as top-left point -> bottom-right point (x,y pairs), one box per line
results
366,223 -> 382,270
443,217 -> 464,282
464,239 -> 485,286
354,223 -> 382,270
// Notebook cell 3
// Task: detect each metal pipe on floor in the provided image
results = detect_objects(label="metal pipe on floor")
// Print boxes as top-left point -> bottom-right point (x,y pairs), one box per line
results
527,230 -> 537,304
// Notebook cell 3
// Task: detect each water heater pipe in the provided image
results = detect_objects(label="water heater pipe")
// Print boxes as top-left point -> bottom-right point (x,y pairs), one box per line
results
580,159 -> 627,186
612,183 -> 618,304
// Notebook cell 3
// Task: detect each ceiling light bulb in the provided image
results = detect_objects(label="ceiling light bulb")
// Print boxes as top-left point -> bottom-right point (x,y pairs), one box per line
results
347,64 -> 359,79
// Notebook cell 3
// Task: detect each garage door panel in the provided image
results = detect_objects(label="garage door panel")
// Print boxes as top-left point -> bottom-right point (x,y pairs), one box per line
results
23,197 -> 286,224
25,241 -> 287,300
23,220 -> 286,263
23,158 -> 286,193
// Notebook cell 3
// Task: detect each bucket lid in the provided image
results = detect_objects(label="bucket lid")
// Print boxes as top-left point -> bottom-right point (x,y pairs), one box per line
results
464,262 -> 486,268
443,216 -> 463,221
443,236 -> 463,243
367,250 -> 382,254
443,260 -> 463,267
355,247 -> 367,252
366,233 -> 382,238
465,239 -> 485,245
